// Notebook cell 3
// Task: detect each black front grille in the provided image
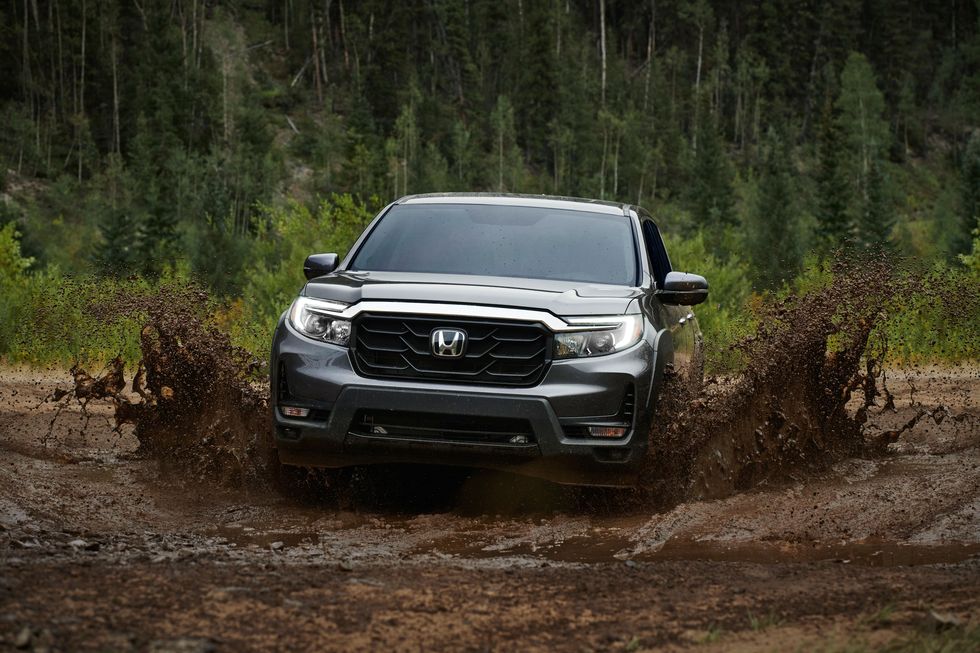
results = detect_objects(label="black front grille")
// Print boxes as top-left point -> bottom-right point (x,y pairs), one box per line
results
352,410 -> 535,445
351,314 -> 551,386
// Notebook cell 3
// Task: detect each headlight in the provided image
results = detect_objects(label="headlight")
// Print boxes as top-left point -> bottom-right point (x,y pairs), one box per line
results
554,315 -> 643,359
288,297 -> 352,345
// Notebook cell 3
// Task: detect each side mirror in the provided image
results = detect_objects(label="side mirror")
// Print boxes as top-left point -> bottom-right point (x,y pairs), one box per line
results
658,271 -> 708,306
303,253 -> 339,280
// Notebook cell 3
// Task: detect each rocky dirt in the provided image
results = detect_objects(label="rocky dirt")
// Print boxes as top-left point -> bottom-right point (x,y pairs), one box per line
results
0,366 -> 978,652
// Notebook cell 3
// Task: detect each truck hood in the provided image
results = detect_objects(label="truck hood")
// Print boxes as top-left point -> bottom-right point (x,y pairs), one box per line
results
303,271 -> 641,317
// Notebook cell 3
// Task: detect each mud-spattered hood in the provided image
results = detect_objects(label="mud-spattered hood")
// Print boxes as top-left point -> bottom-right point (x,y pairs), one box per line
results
303,271 -> 640,317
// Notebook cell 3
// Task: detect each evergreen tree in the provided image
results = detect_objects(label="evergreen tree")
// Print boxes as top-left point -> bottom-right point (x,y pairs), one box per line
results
450,118 -> 478,190
94,155 -> 141,276
746,128 -> 801,289
392,89 -> 421,196
835,53 -> 890,182
514,2 -> 559,167
835,52 -> 893,251
815,95 -> 852,253
488,96 -> 521,192
687,120 -> 736,255
419,143 -> 451,193
855,156 -> 893,250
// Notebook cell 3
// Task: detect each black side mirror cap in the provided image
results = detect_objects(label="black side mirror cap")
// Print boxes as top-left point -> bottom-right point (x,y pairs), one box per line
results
658,271 -> 709,306
303,253 -> 339,280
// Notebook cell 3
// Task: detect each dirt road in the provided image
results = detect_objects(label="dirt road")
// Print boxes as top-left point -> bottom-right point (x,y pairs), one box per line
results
1,368 -> 978,651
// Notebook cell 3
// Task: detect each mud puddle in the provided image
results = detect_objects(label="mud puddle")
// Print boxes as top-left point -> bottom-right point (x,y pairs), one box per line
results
413,531 -> 980,567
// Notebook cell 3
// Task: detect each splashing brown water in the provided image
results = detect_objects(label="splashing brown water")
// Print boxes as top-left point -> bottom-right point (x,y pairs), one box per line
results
54,287 -> 274,487
56,259 -> 976,505
640,259 -> 894,504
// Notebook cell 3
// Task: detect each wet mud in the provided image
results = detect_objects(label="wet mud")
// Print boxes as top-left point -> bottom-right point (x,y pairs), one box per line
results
2,364 -> 979,650
2,263 -> 979,651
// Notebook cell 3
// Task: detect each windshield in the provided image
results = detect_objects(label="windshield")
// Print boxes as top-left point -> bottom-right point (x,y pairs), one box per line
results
349,204 -> 638,286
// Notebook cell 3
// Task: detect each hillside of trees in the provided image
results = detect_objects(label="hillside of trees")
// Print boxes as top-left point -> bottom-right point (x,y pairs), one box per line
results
1,1 -> 979,364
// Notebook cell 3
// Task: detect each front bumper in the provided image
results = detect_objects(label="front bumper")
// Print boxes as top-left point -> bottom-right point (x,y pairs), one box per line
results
271,319 -> 662,486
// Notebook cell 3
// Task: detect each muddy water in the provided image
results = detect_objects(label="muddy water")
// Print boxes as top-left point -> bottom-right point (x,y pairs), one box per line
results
208,514 -> 980,568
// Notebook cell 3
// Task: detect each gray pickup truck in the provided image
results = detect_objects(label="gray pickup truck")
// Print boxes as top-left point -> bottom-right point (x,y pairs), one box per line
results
270,194 -> 707,486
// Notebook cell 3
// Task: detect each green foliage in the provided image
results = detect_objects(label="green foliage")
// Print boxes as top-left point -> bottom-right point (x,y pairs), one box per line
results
235,194 -> 374,353
957,131 -> 980,255
815,95 -> 852,252
856,157 -> 894,250
746,128 -> 802,288
835,52 -> 895,250
961,224 -> 980,273
664,232 -> 753,372
489,96 -> 522,192
686,121 -> 737,254
881,262 -> 980,364
836,53 -> 891,166
0,223 -> 34,354
0,264 -> 199,367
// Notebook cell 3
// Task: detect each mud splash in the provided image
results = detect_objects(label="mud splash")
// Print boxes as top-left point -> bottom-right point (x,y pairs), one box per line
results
52,287 -> 273,486
640,256 -> 978,504
56,258 -> 977,505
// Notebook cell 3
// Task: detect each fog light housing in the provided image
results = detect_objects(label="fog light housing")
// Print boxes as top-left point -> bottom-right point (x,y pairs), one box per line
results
588,426 -> 627,438
281,406 -> 310,418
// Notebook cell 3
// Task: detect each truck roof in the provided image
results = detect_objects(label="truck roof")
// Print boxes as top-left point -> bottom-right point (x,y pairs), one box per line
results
397,193 -> 631,216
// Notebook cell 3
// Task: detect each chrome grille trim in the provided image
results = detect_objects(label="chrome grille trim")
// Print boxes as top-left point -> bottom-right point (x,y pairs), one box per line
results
300,299 -> 635,332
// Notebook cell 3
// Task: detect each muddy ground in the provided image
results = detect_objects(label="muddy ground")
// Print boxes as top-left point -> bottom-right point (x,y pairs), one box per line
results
0,367 -> 978,652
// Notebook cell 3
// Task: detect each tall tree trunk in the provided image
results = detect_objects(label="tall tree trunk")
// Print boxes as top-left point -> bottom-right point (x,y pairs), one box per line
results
735,86 -> 743,150
179,0 -> 188,83
311,4 -> 323,104
77,0 -> 86,182
643,0 -> 656,113
112,32 -> 120,154
600,126 -> 608,198
22,0 -> 32,106
339,0 -> 349,71
222,56 -> 229,141
553,141 -> 560,192
692,20 -> 703,152
284,0 -> 290,50
599,0 -> 607,105
555,0 -> 561,56
56,0 -> 65,120
800,16 -> 825,140
192,0 -> 198,67
320,0 -> 331,84
612,131 -> 620,198
497,129 -> 504,191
